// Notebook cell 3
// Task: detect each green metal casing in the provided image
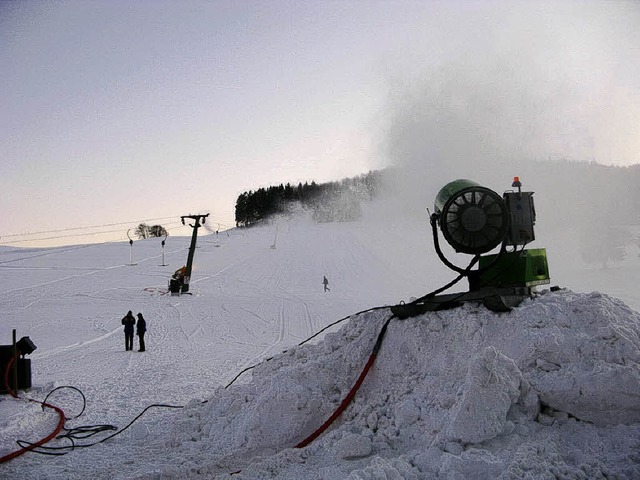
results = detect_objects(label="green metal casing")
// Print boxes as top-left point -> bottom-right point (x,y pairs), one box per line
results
477,248 -> 550,288
433,179 -> 481,215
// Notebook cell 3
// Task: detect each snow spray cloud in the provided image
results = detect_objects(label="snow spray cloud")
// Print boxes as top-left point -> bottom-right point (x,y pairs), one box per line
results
378,1 -> 640,214
370,2 -> 640,282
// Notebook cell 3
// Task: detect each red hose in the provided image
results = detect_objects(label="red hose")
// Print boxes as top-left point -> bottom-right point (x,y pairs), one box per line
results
1,357 -> 67,463
3,356 -> 18,398
295,315 -> 394,448
295,350 -> 378,448
0,400 -> 66,463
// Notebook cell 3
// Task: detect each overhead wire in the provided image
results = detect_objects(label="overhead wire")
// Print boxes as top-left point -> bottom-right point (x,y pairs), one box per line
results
0,212 -> 233,247
1,221 -> 185,246
1,216 -> 183,239
0,220 -> 186,265
0,215 -> 180,238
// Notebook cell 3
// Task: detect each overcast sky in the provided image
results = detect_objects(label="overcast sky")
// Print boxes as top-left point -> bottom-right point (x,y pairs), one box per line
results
2,1 -> 639,246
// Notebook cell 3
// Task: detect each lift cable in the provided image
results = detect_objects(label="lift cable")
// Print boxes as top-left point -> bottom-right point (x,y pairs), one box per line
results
2,216 -> 183,239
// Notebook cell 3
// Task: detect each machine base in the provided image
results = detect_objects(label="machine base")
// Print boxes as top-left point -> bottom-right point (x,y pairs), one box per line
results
390,286 -> 535,318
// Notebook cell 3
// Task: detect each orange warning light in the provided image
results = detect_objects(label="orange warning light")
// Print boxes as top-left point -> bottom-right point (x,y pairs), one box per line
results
512,176 -> 522,189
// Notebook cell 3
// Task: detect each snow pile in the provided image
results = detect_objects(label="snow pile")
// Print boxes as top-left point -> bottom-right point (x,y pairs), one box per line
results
126,289 -> 640,479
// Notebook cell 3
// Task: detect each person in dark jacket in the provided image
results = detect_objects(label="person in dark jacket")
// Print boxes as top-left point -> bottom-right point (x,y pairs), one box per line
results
121,311 -> 136,351
136,312 -> 147,352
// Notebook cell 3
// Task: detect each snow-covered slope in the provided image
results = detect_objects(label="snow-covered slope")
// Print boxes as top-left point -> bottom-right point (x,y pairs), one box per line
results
1,211 -> 640,479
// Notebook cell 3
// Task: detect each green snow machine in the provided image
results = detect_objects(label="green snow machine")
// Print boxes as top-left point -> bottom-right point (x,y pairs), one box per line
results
392,177 -> 550,317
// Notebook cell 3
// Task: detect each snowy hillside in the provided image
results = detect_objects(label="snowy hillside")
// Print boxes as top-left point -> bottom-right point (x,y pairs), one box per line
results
1,209 -> 640,479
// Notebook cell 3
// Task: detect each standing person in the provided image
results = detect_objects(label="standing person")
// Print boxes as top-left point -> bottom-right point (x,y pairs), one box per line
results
323,276 -> 330,292
136,312 -> 147,352
121,311 -> 135,351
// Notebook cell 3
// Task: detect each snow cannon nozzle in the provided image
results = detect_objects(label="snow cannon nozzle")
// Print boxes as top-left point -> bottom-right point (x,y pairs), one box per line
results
433,179 -> 509,255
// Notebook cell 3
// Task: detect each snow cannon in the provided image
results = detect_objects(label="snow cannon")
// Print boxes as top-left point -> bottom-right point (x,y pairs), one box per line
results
433,179 -> 509,255
392,177 -> 550,317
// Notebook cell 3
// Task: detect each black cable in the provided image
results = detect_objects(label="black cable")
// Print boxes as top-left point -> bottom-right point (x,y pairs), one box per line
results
72,403 -> 183,447
15,402 -> 183,456
224,304 -> 391,389
430,212 -> 506,277
16,438 -> 75,457
410,271 -> 468,305
62,424 -> 117,440
298,305 -> 391,347
42,386 -> 86,419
